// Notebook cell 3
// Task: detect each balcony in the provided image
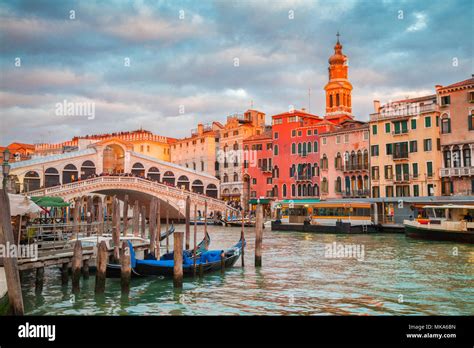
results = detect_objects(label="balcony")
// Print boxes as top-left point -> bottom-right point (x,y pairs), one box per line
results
294,174 -> 313,182
391,129 -> 409,136
342,189 -> 370,198
370,103 -> 437,121
260,166 -> 272,173
394,173 -> 410,183
343,164 -> 369,172
297,151 -> 308,158
227,113 -> 251,123
440,166 -> 474,177
393,152 -> 409,160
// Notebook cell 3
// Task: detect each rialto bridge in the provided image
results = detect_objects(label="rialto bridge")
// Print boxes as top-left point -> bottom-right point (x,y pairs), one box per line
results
8,138 -> 234,218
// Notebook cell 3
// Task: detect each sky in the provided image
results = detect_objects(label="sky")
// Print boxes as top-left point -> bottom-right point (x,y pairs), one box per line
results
0,0 -> 473,145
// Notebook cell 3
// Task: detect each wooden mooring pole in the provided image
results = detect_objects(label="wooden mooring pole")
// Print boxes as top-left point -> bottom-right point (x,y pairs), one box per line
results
132,200 -> 139,236
241,211 -> 245,267
255,204 -> 263,267
204,201 -> 208,248
95,241 -> 108,294
156,200 -> 161,259
149,198 -> 157,256
166,202 -> 170,253
71,240 -> 83,293
35,267 -> 44,293
122,194 -> 129,236
0,189 -> 24,314
193,204 -> 197,277
120,241 -> 131,294
140,205 -> 146,238
112,198 -> 120,262
82,259 -> 90,279
61,262 -> 69,286
185,196 -> 191,250
97,197 -> 104,235
173,232 -> 184,288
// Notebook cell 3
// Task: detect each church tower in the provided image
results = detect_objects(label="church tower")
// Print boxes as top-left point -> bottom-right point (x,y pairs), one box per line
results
324,33 -> 353,123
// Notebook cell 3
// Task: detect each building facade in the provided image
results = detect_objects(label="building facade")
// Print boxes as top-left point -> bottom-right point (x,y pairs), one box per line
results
217,109 -> 266,205
319,120 -> 370,199
369,95 -> 442,198
437,77 -> 474,195
170,122 -> 223,177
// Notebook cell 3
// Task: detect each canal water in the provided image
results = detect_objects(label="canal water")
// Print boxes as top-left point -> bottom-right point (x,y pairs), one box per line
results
21,225 -> 474,315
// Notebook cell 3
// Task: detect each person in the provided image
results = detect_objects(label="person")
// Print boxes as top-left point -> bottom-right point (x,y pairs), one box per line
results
464,211 -> 473,222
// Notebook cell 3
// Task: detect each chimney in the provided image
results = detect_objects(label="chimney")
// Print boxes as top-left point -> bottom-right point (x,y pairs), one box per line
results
197,123 -> 204,135
301,107 -> 306,112
373,100 -> 380,113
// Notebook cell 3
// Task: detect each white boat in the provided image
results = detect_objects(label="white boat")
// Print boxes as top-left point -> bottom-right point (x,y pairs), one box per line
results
403,204 -> 474,244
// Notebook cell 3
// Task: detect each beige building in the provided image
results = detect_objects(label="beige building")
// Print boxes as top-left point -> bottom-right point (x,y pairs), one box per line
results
218,109 -> 266,205
437,77 -> 474,195
369,95 -> 442,198
170,122 -> 223,177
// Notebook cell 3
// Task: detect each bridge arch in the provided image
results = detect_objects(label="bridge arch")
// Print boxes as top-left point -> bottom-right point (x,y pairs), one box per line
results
177,175 -> 190,190
24,171 -> 41,192
131,162 -> 145,177
206,183 -> 218,198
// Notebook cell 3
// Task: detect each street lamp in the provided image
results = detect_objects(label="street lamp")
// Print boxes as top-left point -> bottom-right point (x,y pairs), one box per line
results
2,148 -> 11,190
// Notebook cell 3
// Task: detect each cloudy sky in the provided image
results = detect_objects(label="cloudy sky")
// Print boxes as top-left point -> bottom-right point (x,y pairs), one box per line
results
0,0 -> 472,145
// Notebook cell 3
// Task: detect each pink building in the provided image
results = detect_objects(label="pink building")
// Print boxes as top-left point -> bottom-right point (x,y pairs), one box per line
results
319,120 -> 370,199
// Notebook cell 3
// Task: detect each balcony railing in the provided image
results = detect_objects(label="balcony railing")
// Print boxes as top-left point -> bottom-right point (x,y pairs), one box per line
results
440,166 -> 474,177
393,152 -> 409,160
342,189 -> 370,198
260,166 -> 272,173
370,103 -> 437,121
343,164 -> 369,171
392,129 -> 409,136
294,174 -> 313,182
394,173 -> 410,182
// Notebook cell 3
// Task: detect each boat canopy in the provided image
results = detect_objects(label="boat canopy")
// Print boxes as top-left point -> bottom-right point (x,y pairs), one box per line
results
423,204 -> 474,209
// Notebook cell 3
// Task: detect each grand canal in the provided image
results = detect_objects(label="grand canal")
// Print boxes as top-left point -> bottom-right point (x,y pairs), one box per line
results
20,226 -> 474,315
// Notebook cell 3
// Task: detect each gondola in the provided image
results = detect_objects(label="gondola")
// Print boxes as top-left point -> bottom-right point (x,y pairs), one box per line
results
158,224 -> 175,241
132,236 -> 244,277
105,231 -> 210,278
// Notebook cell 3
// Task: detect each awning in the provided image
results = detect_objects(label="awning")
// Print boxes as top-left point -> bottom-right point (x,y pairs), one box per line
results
8,194 -> 43,216
31,196 -> 70,207
249,198 -> 272,204
279,199 -> 321,204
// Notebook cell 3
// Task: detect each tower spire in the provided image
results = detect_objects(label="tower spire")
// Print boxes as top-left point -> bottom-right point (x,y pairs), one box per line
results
336,31 -> 340,44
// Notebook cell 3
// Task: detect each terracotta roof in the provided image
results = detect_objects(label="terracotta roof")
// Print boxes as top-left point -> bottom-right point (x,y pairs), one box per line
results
244,131 -> 272,142
8,142 -> 35,150
271,109 -> 322,119
438,77 -> 474,90
391,94 -> 436,104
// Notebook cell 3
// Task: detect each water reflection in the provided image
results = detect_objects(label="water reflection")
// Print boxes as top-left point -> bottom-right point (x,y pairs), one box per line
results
18,225 -> 474,316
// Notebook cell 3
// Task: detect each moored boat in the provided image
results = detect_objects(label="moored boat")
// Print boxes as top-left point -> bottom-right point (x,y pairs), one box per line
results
403,205 -> 474,244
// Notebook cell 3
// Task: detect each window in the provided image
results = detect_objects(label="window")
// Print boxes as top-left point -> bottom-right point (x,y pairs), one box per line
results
386,143 -> 393,155
140,145 -> 144,152
469,91 -> 474,102
425,116 -> 432,128
274,132 -> 279,139
273,118 -> 282,125
314,141 -> 318,152
384,165 -> 393,180
252,178 -> 257,185
385,123 -> 390,133
412,163 -> 418,178
322,138 -> 327,145
411,119 -> 417,130
413,185 -> 419,197
409,140 -> 418,153
267,177 -> 272,184
441,118 -> 451,134
427,161 -> 433,178
372,186 -> 380,198
307,142 -> 312,153
424,138 -> 432,152
372,125 -> 378,135
469,114 -> 474,131
371,145 -> 379,156
291,130 -> 296,137
307,130 -> 311,136
298,130 -> 302,137
371,166 -> 379,180
363,131 -> 369,140
147,145 -> 150,152
336,135 -> 341,144
385,186 -> 394,197
274,145 -> 279,156
344,134 -> 349,143
441,95 -> 451,106
291,143 -> 296,154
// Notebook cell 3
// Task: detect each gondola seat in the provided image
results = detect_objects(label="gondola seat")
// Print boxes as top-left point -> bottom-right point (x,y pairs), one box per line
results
199,250 -> 223,263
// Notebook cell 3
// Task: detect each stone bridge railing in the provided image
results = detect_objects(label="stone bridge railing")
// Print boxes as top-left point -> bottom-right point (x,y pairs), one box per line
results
28,176 -> 237,213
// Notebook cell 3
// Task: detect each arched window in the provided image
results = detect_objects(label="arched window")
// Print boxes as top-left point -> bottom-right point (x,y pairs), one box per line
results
81,160 -> 96,179
291,143 -> 296,154
177,175 -> 190,190
191,180 -> 204,194
313,184 -> 319,196
444,149 -> 452,168
282,184 -> 287,197
452,146 -> 461,167
298,143 -> 302,155
313,141 -> 318,153
322,154 -> 328,170
336,94 -> 340,106
357,150 -> 363,167
147,167 -> 160,182
307,142 -> 312,153
273,185 -> 278,198
233,172 -> 239,182
297,184 -> 301,197
62,164 -> 78,184
291,184 -> 296,197
329,94 -> 333,108
345,176 -> 351,194
363,149 -> 369,169
463,145 -> 471,167
335,177 -> 342,193
321,178 -> 328,193
335,153 -> 342,170
45,167 -> 60,188
162,171 -> 175,186
206,184 -> 218,198
274,144 -> 279,156
131,162 -> 145,177
24,170 -> 40,192
223,174 -> 228,183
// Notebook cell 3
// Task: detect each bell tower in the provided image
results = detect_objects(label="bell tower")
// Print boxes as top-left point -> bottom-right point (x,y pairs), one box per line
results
324,32 -> 353,121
